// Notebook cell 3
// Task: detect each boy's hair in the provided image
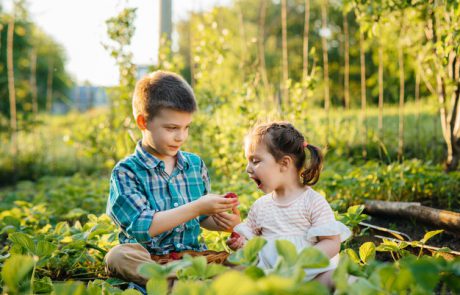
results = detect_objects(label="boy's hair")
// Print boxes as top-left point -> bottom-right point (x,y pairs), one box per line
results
247,121 -> 323,186
132,70 -> 197,120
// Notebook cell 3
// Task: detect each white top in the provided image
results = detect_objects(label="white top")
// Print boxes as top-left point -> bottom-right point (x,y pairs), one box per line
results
234,188 -> 351,279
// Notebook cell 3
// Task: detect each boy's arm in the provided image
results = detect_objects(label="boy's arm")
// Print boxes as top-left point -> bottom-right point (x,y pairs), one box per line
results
148,194 -> 238,237
200,206 -> 241,231
108,167 -> 238,242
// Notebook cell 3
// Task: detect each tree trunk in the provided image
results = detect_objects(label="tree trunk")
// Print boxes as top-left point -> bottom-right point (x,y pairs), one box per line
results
364,200 -> 460,233
30,48 -> 38,115
281,0 -> 288,111
236,0 -> 247,82
343,10 -> 350,110
46,58 -> 54,113
378,41 -> 384,142
189,18 -> 195,88
398,39 -> 405,162
359,27 -> 367,159
258,0 -> 271,103
302,0 -> 310,84
415,62 -> 421,154
445,56 -> 460,171
7,14 -> 17,165
321,0 -> 330,145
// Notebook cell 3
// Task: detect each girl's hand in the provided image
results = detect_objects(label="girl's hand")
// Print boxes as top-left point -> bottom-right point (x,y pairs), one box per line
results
226,233 -> 245,251
195,194 -> 239,215
211,206 -> 241,231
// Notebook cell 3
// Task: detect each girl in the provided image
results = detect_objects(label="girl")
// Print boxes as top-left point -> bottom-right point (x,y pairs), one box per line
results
227,121 -> 351,288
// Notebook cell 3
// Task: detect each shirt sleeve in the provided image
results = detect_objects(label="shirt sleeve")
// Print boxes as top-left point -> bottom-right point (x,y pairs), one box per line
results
198,159 -> 211,223
107,166 -> 155,244
308,193 -> 336,228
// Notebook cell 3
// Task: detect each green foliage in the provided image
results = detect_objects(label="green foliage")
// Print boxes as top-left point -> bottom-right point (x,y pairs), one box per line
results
0,2 -> 73,121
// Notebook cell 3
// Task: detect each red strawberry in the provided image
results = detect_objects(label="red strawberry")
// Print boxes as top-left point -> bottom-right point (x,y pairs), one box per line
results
230,232 -> 241,239
169,252 -> 181,260
224,192 -> 238,199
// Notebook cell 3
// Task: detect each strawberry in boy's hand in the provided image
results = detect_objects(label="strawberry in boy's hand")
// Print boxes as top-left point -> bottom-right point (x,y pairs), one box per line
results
230,232 -> 241,239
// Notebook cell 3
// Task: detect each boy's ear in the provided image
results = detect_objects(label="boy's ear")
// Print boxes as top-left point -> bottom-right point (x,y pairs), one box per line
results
136,114 -> 148,130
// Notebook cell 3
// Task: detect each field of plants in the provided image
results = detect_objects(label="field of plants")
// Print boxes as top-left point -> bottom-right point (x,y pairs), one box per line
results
1,0 -> 460,294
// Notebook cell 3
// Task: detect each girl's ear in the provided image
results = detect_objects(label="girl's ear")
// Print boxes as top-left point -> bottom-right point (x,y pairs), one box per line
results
279,155 -> 293,172
136,114 -> 148,130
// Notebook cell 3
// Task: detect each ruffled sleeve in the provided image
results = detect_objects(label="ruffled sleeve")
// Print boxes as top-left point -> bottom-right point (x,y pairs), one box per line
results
306,220 -> 352,242
305,190 -> 352,242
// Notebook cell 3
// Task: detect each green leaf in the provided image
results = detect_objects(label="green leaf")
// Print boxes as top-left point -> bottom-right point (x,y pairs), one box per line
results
210,270 -> 255,294
87,223 -> 113,240
243,237 -> 267,264
420,230 -> 443,244
35,240 -> 57,258
9,232 -> 35,253
1,255 -> 35,294
345,248 -> 361,264
190,255 -> 208,276
347,205 -> 364,215
138,262 -> 168,279
146,277 -> 168,295
52,282 -> 86,295
244,265 -> 265,279
275,240 -> 298,266
297,247 -> 329,269
33,276 -> 53,294
404,257 -> 440,292
359,242 -> 376,264
348,278 -> 381,295
298,281 -> 329,295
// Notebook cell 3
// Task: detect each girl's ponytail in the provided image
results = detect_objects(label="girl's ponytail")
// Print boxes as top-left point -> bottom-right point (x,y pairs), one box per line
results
300,143 -> 323,186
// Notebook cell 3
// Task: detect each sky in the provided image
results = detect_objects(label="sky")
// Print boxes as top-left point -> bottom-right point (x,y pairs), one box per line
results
4,0 -> 231,86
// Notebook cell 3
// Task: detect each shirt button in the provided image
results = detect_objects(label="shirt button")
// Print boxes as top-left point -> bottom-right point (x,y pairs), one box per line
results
173,202 -> 179,207
176,243 -> 182,248
175,228 -> 181,232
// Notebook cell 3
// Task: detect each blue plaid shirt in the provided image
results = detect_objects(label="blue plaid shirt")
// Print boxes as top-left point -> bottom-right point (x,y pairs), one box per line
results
107,141 -> 210,254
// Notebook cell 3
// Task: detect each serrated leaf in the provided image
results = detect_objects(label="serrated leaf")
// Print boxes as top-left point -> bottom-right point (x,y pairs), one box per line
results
9,232 -> 35,253
35,240 -> 57,258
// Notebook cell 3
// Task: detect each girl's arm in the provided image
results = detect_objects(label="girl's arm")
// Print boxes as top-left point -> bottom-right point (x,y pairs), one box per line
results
315,235 -> 341,258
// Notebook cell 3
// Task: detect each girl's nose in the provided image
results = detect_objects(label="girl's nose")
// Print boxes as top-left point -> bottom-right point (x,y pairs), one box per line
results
245,163 -> 252,174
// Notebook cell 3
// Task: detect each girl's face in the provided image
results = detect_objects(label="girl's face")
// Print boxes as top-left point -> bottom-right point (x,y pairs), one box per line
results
244,139 -> 283,193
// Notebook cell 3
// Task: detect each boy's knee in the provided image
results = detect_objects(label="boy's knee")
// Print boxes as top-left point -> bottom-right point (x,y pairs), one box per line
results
104,243 -> 151,277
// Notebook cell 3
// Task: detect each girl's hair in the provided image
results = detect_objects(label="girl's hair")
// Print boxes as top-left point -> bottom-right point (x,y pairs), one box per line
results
247,121 -> 323,186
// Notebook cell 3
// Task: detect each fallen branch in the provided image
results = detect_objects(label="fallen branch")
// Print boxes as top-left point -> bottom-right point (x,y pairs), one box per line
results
364,200 -> 460,233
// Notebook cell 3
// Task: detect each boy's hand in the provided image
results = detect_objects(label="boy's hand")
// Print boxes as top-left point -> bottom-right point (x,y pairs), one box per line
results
211,205 -> 241,232
195,194 -> 239,215
226,233 -> 245,251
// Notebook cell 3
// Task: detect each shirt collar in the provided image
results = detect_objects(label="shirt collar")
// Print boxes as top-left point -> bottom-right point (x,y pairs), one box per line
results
135,141 -> 190,171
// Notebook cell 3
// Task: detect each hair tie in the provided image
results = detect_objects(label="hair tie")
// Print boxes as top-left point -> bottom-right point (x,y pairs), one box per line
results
303,141 -> 308,148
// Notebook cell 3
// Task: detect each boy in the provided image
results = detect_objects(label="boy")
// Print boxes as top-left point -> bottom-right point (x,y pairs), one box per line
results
105,71 -> 240,286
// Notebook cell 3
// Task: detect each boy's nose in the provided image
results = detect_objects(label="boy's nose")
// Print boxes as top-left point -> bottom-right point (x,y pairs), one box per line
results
245,164 -> 252,174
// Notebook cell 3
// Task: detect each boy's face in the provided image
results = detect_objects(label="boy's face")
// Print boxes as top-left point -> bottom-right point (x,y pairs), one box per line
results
140,108 -> 193,160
